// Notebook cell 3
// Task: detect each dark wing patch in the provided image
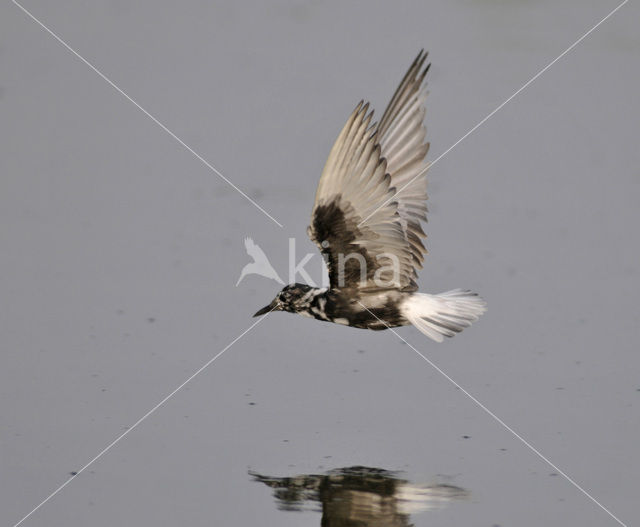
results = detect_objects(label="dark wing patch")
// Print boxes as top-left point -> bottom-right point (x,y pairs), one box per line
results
310,197 -> 377,290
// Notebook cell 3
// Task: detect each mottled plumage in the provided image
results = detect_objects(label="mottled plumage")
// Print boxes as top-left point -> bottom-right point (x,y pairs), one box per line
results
254,51 -> 486,342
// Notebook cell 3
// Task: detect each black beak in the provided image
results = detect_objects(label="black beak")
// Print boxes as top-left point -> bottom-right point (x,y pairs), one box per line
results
253,300 -> 277,317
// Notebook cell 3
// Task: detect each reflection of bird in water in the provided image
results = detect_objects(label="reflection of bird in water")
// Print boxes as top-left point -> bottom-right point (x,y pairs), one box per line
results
250,466 -> 468,526
236,237 -> 284,286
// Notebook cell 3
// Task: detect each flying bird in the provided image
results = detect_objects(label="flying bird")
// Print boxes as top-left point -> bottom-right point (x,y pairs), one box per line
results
254,51 -> 486,342
236,237 -> 284,286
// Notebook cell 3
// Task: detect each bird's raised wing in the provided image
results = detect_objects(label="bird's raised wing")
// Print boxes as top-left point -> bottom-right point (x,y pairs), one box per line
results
307,51 -> 431,292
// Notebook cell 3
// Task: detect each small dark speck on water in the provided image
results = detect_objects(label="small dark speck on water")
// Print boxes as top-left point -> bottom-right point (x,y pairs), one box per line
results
248,402 -> 256,406
69,471 -> 78,476
499,448 -> 507,451
549,473 -> 558,476
462,435 -> 471,439
357,349 -> 365,354
147,317 -> 156,323
282,439 -> 289,442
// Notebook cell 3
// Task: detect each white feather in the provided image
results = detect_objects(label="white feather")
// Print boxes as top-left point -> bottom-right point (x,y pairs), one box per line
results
402,289 -> 487,342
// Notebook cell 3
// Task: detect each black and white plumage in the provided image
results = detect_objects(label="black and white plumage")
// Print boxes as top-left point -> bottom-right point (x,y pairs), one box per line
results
254,51 -> 486,342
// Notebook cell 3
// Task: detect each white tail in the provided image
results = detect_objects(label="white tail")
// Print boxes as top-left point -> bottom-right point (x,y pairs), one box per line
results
402,289 -> 486,342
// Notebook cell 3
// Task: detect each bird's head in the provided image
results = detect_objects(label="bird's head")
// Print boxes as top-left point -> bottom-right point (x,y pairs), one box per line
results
254,283 -> 315,316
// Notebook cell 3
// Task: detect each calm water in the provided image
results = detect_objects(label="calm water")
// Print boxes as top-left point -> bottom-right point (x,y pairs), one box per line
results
1,1 -> 638,526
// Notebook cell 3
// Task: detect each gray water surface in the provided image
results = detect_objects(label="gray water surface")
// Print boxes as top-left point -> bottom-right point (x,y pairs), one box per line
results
1,1 -> 639,526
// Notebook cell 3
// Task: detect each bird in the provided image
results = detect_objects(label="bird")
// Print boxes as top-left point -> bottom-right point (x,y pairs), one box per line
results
236,237 -> 284,286
254,50 -> 486,342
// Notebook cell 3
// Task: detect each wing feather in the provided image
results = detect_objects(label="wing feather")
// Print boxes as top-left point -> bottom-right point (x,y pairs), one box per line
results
308,51 -> 431,292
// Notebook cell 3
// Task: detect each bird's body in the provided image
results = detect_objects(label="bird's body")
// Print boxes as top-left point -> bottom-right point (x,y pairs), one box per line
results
274,283 -> 405,330
255,51 -> 486,342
